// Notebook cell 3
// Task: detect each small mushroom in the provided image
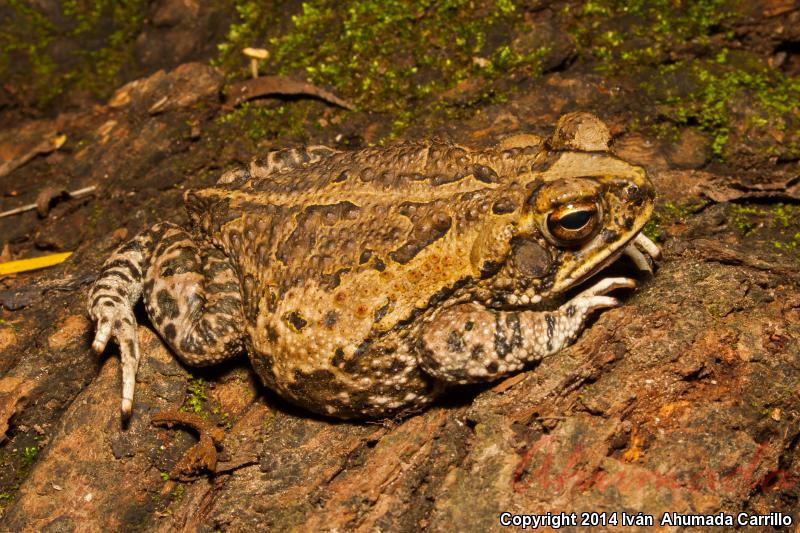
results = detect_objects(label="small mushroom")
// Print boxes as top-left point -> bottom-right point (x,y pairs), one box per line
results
243,47 -> 269,79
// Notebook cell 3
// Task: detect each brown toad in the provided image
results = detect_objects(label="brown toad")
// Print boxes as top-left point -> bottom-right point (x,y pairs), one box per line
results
88,112 -> 659,419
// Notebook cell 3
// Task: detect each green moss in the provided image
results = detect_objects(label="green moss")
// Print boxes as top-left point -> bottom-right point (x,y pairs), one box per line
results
728,202 -> 800,260
769,204 -> 800,257
729,204 -> 763,236
567,0 -> 800,159
21,446 -> 38,468
218,102 -> 310,142
182,377 -> 208,414
214,0 -> 541,140
0,0 -> 146,107
171,483 -> 185,501
662,62 -> 800,157
664,201 -> 706,220
644,199 -> 709,242
569,0 -> 737,71
641,219 -> 661,242
773,235 -> 799,253
770,203 -> 799,229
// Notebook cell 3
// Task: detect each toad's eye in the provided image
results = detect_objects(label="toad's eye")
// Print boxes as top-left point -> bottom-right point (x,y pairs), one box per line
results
544,202 -> 602,246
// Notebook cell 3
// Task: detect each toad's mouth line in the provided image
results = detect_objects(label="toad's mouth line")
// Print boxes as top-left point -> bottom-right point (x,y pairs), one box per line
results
527,231 -> 661,311
569,231 -> 661,286
573,230 -> 659,288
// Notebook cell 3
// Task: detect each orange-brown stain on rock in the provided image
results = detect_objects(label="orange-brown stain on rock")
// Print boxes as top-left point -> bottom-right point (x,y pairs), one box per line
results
47,315 -> 91,350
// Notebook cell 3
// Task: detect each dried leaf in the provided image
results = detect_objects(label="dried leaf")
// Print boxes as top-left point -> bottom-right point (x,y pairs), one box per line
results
224,75 -> 355,110
35,186 -> 68,217
0,133 -> 67,179
0,377 -> 35,443
0,252 -> 73,277
688,170 -> 800,202
491,372 -> 528,393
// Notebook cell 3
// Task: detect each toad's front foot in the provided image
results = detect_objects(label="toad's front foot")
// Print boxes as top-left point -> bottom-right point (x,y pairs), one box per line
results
418,276 -> 638,384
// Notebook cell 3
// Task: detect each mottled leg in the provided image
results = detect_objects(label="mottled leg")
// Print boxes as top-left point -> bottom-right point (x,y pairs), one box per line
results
88,223 -> 245,417
142,225 -> 245,366
417,277 -> 636,384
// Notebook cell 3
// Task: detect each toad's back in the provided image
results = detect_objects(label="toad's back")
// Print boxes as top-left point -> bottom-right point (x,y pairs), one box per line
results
183,139 -> 550,365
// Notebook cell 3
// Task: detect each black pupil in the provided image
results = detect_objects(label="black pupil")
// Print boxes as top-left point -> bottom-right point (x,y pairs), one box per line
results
558,210 -> 592,230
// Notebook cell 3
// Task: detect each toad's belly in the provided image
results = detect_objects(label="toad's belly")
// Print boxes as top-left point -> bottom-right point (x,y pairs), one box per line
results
247,341 -> 443,419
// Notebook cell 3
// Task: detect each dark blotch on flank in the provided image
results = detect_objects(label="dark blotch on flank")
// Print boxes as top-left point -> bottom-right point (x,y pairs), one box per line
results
287,369 -> 339,399
447,330 -> 464,353
390,212 -> 452,264
332,347 -> 345,367
545,313 -> 555,351
285,311 -> 308,331
320,267 -> 350,290
374,301 -> 391,322
471,345 -> 484,359
480,260 -> 501,278
324,310 -> 339,328
464,321 -> 474,331
344,340 -> 370,373
164,323 -> 177,342
156,289 -> 180,319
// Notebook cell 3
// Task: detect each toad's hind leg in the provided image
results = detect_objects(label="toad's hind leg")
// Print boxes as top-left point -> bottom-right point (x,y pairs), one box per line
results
89,222 -> 245,417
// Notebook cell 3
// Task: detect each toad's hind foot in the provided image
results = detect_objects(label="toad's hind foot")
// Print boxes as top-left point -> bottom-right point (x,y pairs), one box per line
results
88,233 -> 155,418
89,223 -> 246,419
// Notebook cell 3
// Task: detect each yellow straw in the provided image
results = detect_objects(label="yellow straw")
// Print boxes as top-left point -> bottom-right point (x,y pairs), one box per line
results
0,252 -> 73,276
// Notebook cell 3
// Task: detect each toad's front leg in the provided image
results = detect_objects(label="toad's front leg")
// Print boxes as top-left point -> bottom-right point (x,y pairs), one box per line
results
416,277 -> 636,384
88,222 -> 245,417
